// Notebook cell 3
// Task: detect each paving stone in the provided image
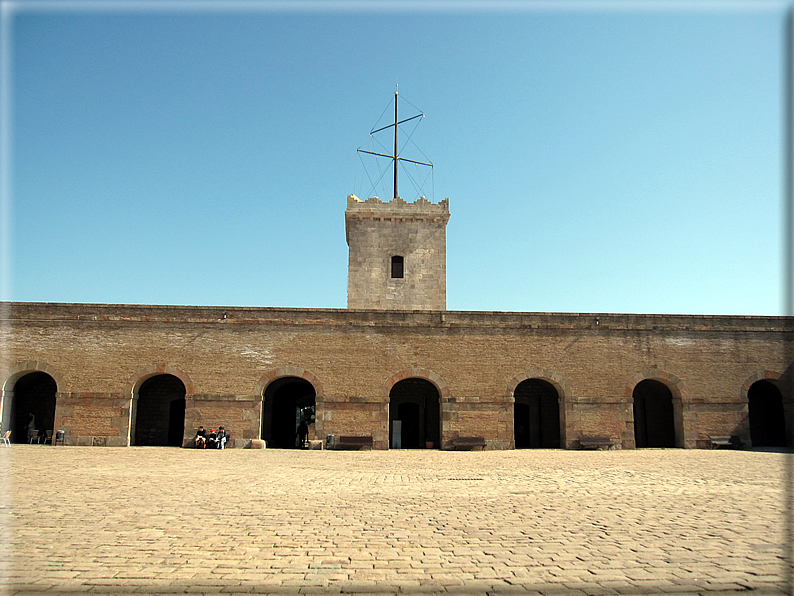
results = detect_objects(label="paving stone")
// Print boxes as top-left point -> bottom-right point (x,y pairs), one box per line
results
3,447 -> 792,595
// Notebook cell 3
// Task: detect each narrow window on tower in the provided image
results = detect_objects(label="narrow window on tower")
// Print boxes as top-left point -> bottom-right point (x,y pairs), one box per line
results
391,255 -> 404,279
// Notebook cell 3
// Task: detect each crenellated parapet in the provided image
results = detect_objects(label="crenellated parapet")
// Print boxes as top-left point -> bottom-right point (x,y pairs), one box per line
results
345,195 -> 449,242
346,194 -> 449,213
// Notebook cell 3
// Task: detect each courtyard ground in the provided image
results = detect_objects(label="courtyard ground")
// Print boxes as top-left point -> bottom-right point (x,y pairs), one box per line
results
1,446 -> 792,595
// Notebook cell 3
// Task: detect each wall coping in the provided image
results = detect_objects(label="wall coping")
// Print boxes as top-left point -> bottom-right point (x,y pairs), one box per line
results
3,302 -> 792,333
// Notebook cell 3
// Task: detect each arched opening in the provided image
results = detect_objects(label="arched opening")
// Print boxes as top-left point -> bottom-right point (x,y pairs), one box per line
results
389,378 -> 440,449
514,379 -> 560,448
748,380 -> 787,447
3,372 -> 57,444
134,374 -> 186,446
262,377 -> 316,448
633,379 -> 676,448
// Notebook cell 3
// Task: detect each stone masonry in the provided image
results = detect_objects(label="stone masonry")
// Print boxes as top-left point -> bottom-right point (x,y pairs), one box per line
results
346,194 -> 449,311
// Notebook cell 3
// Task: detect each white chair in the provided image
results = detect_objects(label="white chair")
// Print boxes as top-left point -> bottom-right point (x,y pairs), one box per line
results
1,431 -> 11,446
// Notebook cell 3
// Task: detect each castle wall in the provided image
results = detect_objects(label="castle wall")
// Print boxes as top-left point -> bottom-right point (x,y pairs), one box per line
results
2,302 -> 791,449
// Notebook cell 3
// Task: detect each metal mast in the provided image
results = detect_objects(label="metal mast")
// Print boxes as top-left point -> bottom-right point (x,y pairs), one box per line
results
394,88 -> 398,199
358,85 -> 432,200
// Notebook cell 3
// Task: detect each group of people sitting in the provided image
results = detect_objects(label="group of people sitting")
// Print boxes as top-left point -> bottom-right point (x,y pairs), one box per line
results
194,426 -> 228,449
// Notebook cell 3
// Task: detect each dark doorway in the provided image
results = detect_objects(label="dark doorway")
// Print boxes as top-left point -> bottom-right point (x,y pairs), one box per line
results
5,372 -> 57,444
633,379 -> 676,448
262,377 -> 316,448
389,378 -> 440,449
398,402 -> 420,448
134,374 -> 186,446
514,379 -> 560,448
748,380 -> 787,447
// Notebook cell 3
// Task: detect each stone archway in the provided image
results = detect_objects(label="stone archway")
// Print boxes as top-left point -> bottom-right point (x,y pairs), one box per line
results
256,367 -> 324,449
2,371 -> 57,444
126,364 -> 194,447
514,379 -> 561,449
383,368 -> 448,450
389,378 -> 440,449
262,376 -> 317,449
633,379 -> 676,448
626,369 -> 686,448
261,377 -> 316,448
507,369 -> 570,449
2,362 -> 64,445
133,374 -> 186,447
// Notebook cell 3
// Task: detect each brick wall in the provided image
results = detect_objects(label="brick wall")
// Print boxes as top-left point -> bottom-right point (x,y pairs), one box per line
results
1,302 -> 792,449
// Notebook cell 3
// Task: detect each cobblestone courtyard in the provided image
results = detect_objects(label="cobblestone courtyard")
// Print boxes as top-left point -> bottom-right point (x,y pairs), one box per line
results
1,447 -> 791,595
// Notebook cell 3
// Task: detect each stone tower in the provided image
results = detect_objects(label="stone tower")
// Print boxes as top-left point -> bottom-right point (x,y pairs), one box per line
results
346,194 -> 450,311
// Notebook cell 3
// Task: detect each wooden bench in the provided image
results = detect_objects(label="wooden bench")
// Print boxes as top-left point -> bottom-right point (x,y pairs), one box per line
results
579,436 -> 615,450
337,436 -> 373,450
709,435 -> 743,449
451,436 -> 486,451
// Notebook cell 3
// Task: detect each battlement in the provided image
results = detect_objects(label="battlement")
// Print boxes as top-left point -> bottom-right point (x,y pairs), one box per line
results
346,194 -> 449,216
345,195 -> 450,246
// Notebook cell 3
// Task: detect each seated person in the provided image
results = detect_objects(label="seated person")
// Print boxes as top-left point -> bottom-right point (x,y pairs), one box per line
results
216,426 -> 228,449
206,429 -> 217,449
194,426 -> 207,448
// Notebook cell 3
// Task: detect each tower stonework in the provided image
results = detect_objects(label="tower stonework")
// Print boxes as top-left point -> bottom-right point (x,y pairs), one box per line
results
346,194 -> 450,311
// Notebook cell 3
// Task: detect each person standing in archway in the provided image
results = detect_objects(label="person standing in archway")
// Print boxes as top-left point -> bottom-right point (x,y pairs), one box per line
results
297,420 -> 308,449
26,413 -> 37,444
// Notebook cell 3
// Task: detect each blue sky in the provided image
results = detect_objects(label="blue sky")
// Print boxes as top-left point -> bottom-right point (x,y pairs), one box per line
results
2,1 -> 788,315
